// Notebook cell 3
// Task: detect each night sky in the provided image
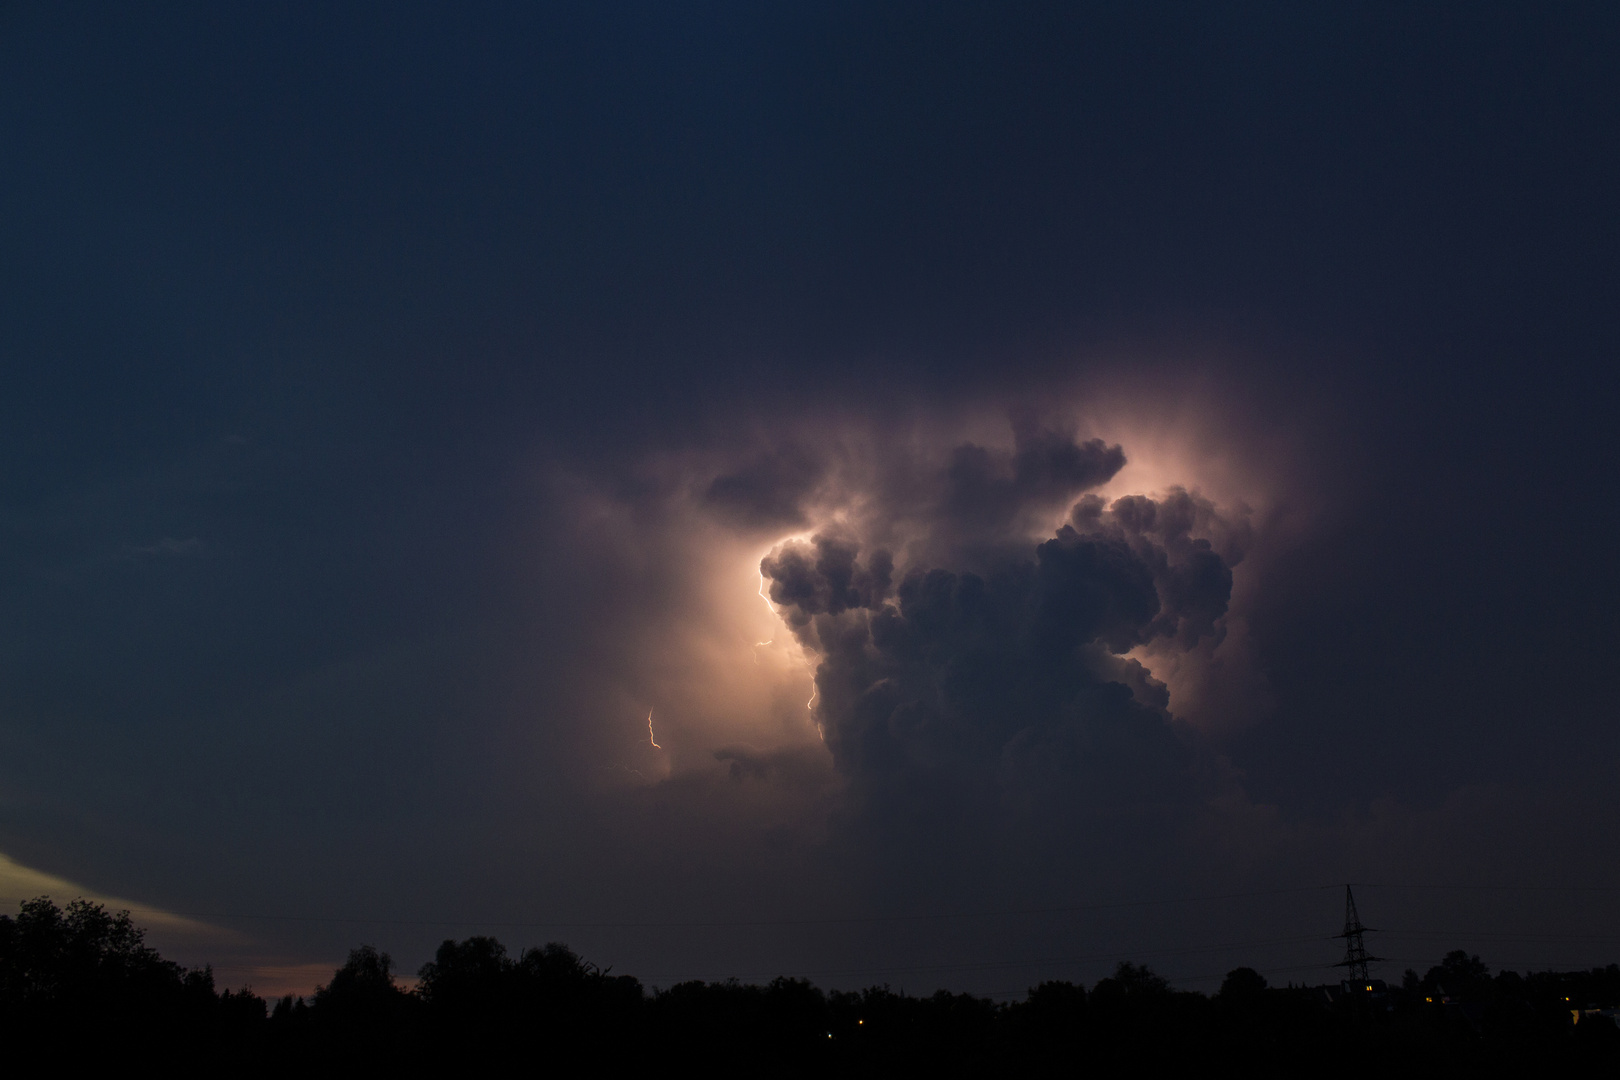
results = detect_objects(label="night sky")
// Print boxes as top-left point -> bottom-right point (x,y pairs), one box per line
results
3,3 -> 1619,998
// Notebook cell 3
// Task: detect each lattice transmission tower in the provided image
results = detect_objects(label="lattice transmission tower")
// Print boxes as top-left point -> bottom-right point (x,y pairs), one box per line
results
1334,884 -> 1383,983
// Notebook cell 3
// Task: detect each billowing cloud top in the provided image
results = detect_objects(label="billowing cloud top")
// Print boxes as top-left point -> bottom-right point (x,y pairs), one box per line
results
744,422 -> 1251,835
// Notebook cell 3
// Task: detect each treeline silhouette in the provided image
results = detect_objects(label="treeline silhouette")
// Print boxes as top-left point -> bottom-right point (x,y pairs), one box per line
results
4,897 -> 1619,1074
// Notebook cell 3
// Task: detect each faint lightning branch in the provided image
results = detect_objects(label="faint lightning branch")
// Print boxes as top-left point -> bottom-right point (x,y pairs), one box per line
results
760,554 -> 820,730
647,709 -> 662,750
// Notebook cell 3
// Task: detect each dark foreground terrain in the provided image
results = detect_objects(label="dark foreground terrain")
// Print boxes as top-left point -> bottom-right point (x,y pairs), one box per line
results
3,898 -> 1617,1075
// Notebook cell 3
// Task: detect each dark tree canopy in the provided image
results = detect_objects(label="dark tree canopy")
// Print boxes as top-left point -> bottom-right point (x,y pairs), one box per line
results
4,898 -> 1620,1072
0,895 -> 194,1012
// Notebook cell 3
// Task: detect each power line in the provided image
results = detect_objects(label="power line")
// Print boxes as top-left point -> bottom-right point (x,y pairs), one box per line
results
0,884 -> 1343,929
1357,883 -> 1620,894
1383,929 -> 1620,943
8,880 -> 1616,931
632,933 -> 1330,984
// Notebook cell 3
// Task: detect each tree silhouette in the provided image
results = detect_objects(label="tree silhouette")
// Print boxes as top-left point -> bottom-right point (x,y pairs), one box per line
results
1093,961 -> 1171,1001
1423,950 -> 1491,999
314,945 -> 410,1014
0,896 -> 263,1058
1218,966 -> 1268,1001
0,896 -> 177,1009
6,898 -> 1620,1070
309,943 -> 418,1064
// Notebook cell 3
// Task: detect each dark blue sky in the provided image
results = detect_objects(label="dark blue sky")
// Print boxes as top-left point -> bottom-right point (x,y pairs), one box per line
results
2,3 -> 1618,995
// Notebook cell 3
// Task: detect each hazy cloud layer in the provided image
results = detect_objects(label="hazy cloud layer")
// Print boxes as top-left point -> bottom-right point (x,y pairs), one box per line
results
703,445 -> 826,530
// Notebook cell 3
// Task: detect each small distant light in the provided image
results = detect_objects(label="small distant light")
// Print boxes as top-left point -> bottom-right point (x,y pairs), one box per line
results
858,1019 -> 864,1025
1425,997 -> 1433,1003
826,1033 -> 833,1039
1366,985 -> 1373,991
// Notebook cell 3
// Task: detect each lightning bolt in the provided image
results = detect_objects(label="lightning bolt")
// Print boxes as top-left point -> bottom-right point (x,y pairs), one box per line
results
647,709 -> 661,750
760,563 -> 820,718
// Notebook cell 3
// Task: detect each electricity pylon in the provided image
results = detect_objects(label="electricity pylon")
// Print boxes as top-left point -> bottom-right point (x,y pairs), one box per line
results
1334,884 -> 1382,983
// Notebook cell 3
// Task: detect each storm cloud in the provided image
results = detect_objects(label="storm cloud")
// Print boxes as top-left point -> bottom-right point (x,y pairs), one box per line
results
703,445 -> 826,530
752,424 -> 1250,843
942,422 -> 1127,538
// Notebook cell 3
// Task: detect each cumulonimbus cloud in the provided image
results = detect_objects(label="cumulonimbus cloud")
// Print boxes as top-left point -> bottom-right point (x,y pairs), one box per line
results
741,419 -> 1255,831
551,401 -> 1274,848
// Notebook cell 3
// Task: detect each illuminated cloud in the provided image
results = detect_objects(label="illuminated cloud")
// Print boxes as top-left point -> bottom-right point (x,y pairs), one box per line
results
553,403 -> 1273,866
747,422 -> 1248,819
